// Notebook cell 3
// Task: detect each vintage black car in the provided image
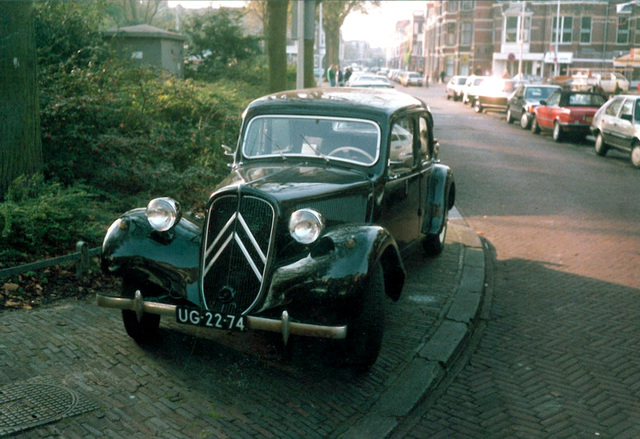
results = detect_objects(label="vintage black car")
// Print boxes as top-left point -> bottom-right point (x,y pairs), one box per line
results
98,88 -> 456,368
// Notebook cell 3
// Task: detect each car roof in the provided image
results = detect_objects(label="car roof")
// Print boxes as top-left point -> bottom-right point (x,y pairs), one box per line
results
245,88 -> 427,120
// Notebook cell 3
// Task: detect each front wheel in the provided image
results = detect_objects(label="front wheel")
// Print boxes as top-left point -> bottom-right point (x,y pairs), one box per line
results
520,112 -> 530,129
594,133 -> 609,156
474,100 -> 483,113
552,121 -> 563,142
531,116 -> 540,134
631,143 -> 640,168
122,310 -> 160,343
343,262 -> 385,369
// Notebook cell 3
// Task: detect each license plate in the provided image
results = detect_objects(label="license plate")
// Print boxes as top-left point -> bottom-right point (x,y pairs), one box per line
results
176,307 -> 247,332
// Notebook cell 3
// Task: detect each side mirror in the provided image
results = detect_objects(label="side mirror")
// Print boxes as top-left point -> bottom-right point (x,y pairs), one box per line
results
539,100 -> 547,106
620,113 -> 633,122
221,144 -> 234,156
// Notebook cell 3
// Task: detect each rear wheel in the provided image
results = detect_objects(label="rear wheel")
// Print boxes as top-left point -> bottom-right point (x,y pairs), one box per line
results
552,121 -> 563,142
474,100 -> 483,113
343,262 -> 385,369
506,108 -> 514,123
631,143 -> 640,168
423,209 -> 448,257
594,133 -> 609,156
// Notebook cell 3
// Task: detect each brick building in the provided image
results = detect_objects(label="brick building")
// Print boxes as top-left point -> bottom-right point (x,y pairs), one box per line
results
418,0 -> 640,83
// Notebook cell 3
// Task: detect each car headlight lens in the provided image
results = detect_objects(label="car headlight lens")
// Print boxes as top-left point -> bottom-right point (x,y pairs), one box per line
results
146,197 -> 181,232
289,209 -> 324,244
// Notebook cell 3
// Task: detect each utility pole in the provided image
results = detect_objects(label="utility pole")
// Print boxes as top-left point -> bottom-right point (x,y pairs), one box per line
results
296,0 -> 305,89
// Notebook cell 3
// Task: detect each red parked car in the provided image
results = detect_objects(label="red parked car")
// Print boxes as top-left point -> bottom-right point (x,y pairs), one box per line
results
531,90 -> 607,142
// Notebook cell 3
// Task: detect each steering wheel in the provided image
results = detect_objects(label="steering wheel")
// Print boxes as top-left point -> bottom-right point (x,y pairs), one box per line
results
327,146 -> 374,163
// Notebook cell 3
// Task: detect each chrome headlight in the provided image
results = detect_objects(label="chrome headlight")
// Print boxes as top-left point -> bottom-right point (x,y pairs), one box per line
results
146,197 -> 181,232
289,208 -> 324,244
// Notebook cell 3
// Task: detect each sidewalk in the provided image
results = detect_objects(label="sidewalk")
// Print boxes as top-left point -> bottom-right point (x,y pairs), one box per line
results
341,214 -> 486,438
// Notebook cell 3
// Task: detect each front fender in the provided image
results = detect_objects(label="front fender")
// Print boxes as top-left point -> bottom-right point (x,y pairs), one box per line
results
422,164 -> 455,236
101,208 -> 201,303
259,224 -> 406,320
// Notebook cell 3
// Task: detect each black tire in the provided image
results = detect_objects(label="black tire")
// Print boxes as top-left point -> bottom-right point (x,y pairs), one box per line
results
343,262 -> 385,369
531,116 -> 540,134
122,310 -> 160,343
473,99 -> 483,113
594,132 -> 609,156
520,112 -> 530,129
631,143 -> 640,168
423,209 -> 448,257
506,108 -> 514,123
552,121 -> 563,142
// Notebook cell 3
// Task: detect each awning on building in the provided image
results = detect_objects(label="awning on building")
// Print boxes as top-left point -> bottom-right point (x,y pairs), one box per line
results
613,53 -> 640,68
544,52 -> 573,64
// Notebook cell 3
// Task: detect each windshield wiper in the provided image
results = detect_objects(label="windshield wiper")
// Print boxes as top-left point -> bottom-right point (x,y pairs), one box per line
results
299,133 -> 329,162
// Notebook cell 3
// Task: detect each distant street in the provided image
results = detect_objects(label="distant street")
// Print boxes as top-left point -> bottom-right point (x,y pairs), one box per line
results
399,83 -> 640,438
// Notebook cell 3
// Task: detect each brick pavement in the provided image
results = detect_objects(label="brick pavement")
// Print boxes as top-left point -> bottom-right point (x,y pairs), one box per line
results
0,216 -> 485,438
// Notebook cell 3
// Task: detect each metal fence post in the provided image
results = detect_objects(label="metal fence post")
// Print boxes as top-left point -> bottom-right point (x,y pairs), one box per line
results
76,241 -> 88,280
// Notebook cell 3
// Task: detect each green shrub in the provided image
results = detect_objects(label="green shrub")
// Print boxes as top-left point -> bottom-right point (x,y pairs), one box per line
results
0,175 -> 113,265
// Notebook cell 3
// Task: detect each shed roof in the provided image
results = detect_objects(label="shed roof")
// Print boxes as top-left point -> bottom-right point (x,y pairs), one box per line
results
103,24 -> 186,41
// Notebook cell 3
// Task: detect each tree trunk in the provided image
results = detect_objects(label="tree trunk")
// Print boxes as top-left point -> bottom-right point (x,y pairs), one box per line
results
267,0 -> 289,93
0,1 -> 42,198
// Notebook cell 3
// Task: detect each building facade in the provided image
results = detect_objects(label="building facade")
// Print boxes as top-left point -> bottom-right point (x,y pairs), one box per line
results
418,0 -> 640,82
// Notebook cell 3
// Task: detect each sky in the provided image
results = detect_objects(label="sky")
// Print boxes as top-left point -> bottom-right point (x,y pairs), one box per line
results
168,1 -> 423,49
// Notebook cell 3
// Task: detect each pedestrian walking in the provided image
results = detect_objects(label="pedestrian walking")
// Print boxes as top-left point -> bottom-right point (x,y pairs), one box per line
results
327,65 -> 336,87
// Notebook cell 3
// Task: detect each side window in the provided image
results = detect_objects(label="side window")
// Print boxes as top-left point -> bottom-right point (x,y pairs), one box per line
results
606,98 -> 624,117
389,117 -> 415,173
546,92 -> 561,106
418,115 -> 433,161
620,99 -> 634,121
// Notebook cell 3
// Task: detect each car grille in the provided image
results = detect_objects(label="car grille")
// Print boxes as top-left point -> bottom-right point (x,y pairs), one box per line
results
201,194 -> 275,314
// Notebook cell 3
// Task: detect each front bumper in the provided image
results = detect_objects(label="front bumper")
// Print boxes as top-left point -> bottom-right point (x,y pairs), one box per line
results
97,293 -> 347,341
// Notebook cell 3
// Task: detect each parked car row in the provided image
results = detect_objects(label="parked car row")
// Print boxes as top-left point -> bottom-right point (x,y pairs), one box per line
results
447,75 -> 640,168
387,69 -> 424,87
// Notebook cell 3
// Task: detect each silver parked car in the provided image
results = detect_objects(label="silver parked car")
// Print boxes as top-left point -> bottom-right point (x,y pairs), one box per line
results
591,94 -> 640,168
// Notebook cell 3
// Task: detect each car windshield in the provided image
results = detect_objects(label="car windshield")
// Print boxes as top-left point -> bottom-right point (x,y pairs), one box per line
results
525,87 -> 558,100
243,115 -> 381,166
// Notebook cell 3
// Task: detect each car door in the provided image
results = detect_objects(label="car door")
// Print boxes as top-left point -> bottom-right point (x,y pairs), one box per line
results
611,98 -> 636,151
600,97 -> 624,146
510,85 -> 525,119
379,113 -> 423,250
537,91 -> 561,129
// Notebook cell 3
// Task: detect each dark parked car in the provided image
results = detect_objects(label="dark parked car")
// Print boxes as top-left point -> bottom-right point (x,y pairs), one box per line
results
97,88 -> 456,368
591,94 -> 640,168
506,84 -> 561,129
531,89 -> 606,142
469,78 -> 516,113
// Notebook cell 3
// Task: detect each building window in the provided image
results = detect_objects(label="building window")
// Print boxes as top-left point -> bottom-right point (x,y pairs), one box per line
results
552,16 -> 573,44
446,23 -> 456,46
461,22 -> 472,46
461,1 -> 474,10
580,17 -> 592,44
635,18 -> 640,45
618,16 -> 630,44
447,2 -> 458,13
503,15 -> 530,44
505,16 -> 518,43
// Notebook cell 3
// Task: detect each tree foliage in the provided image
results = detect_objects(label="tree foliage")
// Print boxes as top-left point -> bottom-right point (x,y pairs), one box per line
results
185,8 -> 262,80
322,1 -> 379,67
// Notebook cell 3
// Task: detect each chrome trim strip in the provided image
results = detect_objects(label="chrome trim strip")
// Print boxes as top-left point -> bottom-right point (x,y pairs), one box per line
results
204,211 -> 237,260
203,232 -> 233,276
237,212 -> 267,263
234,232 -> 263,282
96,295 -> 347,339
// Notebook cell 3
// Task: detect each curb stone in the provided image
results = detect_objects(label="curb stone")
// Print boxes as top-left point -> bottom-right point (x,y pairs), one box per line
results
340,220 -> 485,438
